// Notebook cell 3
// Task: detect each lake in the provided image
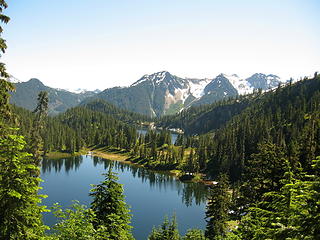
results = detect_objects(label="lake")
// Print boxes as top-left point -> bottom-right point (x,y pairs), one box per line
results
40,155 -> 207,239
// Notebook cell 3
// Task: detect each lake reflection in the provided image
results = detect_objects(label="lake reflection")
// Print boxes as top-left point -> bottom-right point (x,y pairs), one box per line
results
41,155 -> 207,239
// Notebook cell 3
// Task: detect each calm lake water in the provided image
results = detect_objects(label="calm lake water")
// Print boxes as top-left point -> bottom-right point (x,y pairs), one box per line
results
40,155 -> 207,239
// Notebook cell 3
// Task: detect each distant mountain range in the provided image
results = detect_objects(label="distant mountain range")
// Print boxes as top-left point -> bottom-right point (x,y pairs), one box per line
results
9,78 -> 99,115
85,71 -> 285,117
9,71 -> 286,116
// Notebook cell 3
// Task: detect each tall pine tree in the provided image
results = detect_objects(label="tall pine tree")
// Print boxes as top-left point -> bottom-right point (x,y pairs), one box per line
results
90,163 -> 133,240
205,174 -> 231,239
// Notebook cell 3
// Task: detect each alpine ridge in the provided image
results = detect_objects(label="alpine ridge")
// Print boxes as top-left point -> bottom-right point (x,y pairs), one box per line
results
10,71 -> 285,117
10,78 -> 99,115
86,71 -> 285,117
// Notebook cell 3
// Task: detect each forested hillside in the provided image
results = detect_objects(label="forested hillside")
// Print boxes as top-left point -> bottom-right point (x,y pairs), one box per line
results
202,75 -> 320,181
6,75 -> 320,240
13,75 -> 320,183
2,0 -> 320,239
82,99 -> 152,123
157,94 -> 253,135
13,104 -> 139,155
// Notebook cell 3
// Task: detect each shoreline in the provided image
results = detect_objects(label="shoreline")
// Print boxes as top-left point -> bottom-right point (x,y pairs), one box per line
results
88,147 -> 214,186
46,147 -> 215,186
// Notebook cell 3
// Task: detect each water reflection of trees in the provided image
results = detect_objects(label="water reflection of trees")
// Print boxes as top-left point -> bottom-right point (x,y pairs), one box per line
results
92,156 -> 208,206
42,155 -> 208,206
41,156 -> 83,174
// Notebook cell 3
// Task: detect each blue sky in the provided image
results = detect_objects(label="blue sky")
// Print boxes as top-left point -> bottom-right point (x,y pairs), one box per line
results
3,0 -> 320,90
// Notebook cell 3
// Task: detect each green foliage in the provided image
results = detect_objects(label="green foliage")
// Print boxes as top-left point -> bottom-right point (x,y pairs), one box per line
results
182,229 -> 206,240
0,131 -> 49,239
239,141 -> 287,210
83,99 -> 152,123
0,4 -> 48,239
148,215 -> 180,240
158,95 -> 251,135
236,156 -> 320,240
57,106 -> 137,151
51,201 -> 96,240
205,174 -> 231,239
90,164 -> 133,240
30,91 -> 49,165
13,105 -> 83,154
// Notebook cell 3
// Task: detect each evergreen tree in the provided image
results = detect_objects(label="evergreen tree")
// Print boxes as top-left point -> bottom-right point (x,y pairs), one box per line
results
236,156 -> 320,239
89,163 -> 133,240
51,201 -> 96,240
182,229 -> 206,240
0,133 -> 48,239
30,91 -> 48,166
205,174 -> 231,239
0,0 -> 12,135
0,2 -> 48,239
148,215 -> 180,240
239,141 -> 287,211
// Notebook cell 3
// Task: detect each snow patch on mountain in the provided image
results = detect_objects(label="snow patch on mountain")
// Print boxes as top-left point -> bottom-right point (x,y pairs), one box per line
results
222,74 -> 253,95
65,88 -> 102,94
188,78 -> 211,98
131,71 -> 169,87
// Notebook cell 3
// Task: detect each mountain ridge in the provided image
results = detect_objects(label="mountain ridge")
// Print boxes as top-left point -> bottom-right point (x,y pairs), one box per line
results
9,71 -> 285,117
85,71 -> 284,117
10,78 -> 99,115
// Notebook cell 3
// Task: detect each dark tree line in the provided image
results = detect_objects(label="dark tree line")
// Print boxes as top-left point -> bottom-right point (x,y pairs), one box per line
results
2,0 -> 320,236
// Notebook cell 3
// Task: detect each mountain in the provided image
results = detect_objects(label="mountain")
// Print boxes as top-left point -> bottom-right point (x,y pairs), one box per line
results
84,71 -> 211,117
87,71 -> 283,117
9,71 -> 284,117
8,75 -> 22,84
246,73 -> 281,90
191,74 -> 239,106
158,73 -> 319,138
10,78 -> 99,115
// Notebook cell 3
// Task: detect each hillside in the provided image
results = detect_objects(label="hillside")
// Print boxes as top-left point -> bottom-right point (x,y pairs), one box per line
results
81,99 -> 152,123
10,78 -> 99,115
84,71 -> 284,117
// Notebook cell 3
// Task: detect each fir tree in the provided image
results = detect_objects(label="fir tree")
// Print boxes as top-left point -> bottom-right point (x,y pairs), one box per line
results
0,2 -> 48,239
148,215 -> 180,240
0,132 -> 48,239
89,163 -> 133,240
30,91 -> 48,166
205,174 -> 231,239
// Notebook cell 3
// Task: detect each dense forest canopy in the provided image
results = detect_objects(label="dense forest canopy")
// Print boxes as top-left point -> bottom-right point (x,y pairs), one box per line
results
1,1 -> 320,239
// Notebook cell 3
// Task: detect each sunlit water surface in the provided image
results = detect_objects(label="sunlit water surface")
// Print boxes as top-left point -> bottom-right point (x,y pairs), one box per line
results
40,155 -> 207,239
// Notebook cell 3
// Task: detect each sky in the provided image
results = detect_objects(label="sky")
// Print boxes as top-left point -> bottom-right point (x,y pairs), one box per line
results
2,0 -> 320,91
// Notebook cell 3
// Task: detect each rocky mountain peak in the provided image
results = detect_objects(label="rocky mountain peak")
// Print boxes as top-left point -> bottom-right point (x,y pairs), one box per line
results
246,73 -> 281,90
131,71 -> 174,87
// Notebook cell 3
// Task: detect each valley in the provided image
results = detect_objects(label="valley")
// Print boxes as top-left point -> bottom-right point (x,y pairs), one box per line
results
7,72 -> 320,239
1,1 -> 319,239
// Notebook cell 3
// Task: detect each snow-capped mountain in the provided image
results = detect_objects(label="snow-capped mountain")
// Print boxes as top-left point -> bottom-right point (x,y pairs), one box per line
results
191,73 -> 284,106
223,74 -> 253,95
131,71 -> 210,111
66,88 -> 102,94
88,71 -> 211,117
131,71 -> 210,99
10,71 -> 285,117
246,73 -> 282,90
87,71 -> 284,117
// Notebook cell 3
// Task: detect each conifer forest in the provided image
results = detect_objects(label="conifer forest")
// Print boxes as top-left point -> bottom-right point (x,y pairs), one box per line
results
1,1 -> 319,239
